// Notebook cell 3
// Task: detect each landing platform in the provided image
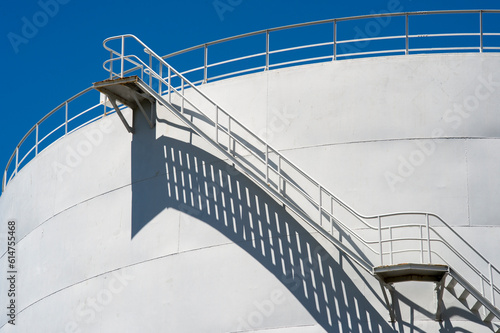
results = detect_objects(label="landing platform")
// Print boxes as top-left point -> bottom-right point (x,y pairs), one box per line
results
93,76 -> 152,108
374,263 -> 449,284
93,76 -> 155,132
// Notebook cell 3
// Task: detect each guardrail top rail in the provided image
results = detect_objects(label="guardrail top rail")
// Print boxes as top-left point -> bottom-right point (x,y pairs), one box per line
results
157,10 -> 500,86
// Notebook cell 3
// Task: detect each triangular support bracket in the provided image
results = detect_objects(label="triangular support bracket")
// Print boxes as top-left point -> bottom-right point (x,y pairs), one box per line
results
379,281 -> 398,322
93,76 -> 156,133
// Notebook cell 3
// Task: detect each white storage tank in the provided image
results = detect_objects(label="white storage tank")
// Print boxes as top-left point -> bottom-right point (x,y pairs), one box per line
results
1,10 -> 500,333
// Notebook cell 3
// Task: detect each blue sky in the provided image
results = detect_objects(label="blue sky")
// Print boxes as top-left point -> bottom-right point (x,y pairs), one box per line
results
0,0 -> 499,192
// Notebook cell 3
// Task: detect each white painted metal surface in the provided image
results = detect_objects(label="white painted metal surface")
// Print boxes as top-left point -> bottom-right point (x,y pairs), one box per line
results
100,34 -> 500,330
1,11 -> 500,332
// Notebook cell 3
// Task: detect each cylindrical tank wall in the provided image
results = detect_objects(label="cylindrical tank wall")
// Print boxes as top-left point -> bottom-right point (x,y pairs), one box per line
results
1,53 -> 499,332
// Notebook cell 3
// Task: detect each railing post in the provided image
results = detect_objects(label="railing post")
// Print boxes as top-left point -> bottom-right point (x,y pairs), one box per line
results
319,185 -> 322,226
389,227 -> 393,265
405,14 -> 409,55
420,225 -> 424,264
120,35 -> 125,78
228,118 -> 232,154
215,105 -> 219,144
265,143 -> 269,184
426,214 -> 432,263
333,20 -> 337,61
149,53 -> 153,87
278,155 -> 282,193
379,216 -> 383,266
330,196 -> 334,235
159,64 -> 163,95
204,44 -> 208,83
103,95 -> 108,116
65,102 -> 68,136
481,274 -> 485,295
490,263 -> 495,306
265,30 -> 270,71
15,147 -> 19,176
168,67 -> 171,104
480,10 -> 484,53
35,124 -> 39,156
181,79 -> 185,113
109,50 -> 113,79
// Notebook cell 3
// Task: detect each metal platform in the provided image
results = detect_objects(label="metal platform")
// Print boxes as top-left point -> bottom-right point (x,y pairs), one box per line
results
374,263 -> 450,322
93,76 -> 155,133
374,263 -> 449,284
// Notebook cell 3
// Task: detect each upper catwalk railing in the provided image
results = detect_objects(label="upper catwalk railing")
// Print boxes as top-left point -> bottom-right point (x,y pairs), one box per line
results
159,9 -> 500,86
2,11 -> 500,324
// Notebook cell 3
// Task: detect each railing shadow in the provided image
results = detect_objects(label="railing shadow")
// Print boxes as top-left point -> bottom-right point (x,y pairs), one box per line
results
164,102 -> 376,268
129,110 -> 461,331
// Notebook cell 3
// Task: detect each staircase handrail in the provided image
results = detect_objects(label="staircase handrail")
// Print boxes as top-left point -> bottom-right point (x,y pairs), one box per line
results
102,34 -> 500,309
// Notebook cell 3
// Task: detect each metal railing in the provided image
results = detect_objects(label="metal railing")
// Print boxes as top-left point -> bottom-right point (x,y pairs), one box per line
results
2,10 -> 500,309
156,10 -> 500,86
103,32 -> 500,308
5,10 -> 500,195
1,89 -> 120,193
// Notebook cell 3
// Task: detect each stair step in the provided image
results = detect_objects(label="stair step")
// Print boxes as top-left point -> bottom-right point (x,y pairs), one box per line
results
447,277 -> 458,290
484,311 -> 496,323
459,288 -> 470,300
470,299 -> 483,312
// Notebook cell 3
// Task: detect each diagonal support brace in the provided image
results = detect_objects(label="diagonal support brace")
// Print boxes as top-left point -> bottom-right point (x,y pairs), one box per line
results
108,96 -> 134,133
131,91 -> 155,129
380,282 -> 398,322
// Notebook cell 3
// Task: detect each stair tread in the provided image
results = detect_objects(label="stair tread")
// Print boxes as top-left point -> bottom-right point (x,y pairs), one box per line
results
484,311 -> 496,322
470,299 -> 483,311
447,277 -> 458,289
459,289 -> 470,300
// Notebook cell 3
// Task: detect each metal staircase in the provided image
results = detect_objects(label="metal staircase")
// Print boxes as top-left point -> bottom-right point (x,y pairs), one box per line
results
96,34 -> 500,331
447,269 -> 500,331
